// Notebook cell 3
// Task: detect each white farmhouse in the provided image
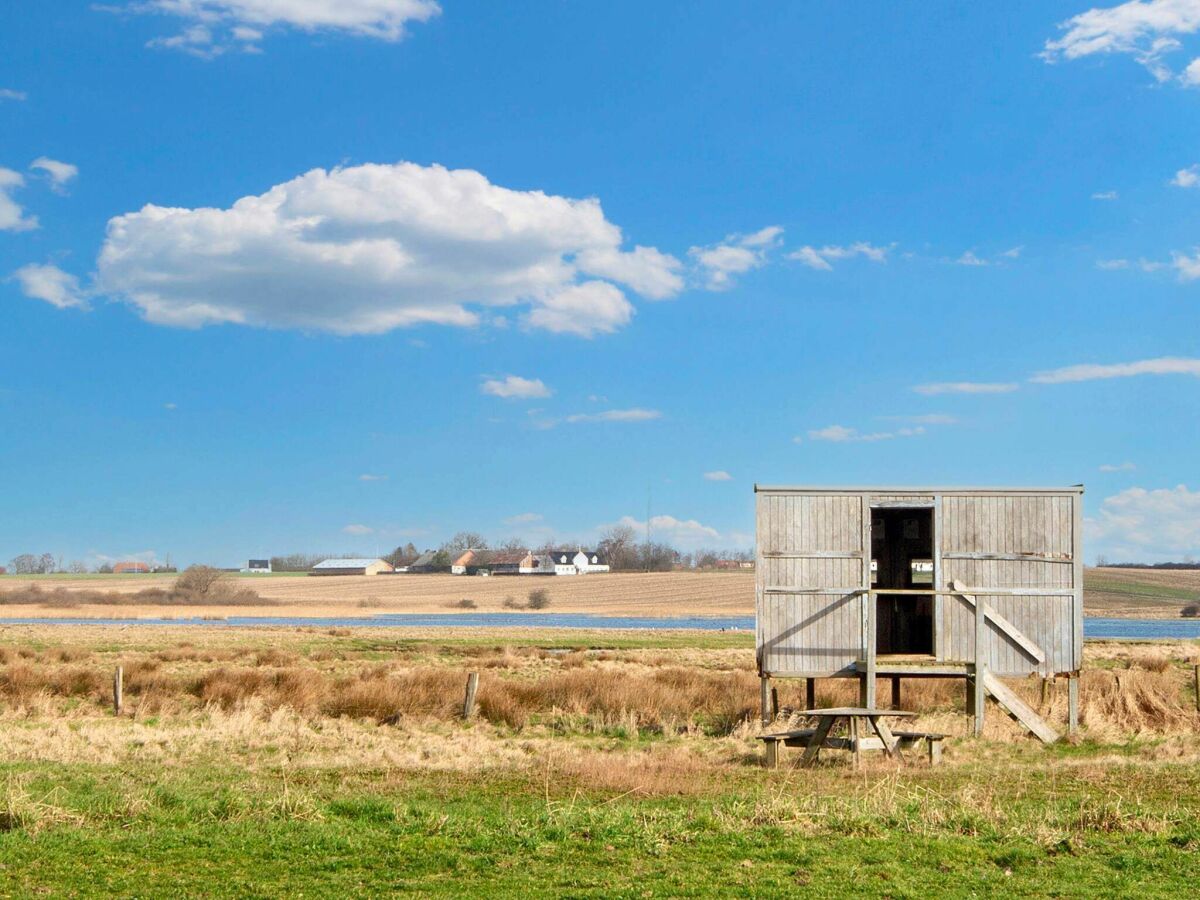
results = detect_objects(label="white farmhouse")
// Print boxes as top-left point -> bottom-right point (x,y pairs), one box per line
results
547,549 -> 610,575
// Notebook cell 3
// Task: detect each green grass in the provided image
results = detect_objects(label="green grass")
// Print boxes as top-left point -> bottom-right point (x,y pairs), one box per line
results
1085,574 -> 1200,605
1,760 -> 1198,897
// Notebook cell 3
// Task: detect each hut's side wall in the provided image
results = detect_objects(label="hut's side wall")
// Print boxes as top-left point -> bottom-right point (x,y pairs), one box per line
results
939,493 -> 1081,675
756,492 -> 866,676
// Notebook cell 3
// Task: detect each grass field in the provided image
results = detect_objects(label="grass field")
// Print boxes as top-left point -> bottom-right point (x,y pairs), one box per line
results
0,625 -> 1197,895
3,567 -> 1200,619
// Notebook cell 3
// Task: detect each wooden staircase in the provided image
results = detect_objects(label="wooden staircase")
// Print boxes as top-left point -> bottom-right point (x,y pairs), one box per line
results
981,670 -> 1059,744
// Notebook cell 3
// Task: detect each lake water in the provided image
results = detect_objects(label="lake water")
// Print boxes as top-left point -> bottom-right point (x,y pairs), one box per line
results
0,613 -> 1198,639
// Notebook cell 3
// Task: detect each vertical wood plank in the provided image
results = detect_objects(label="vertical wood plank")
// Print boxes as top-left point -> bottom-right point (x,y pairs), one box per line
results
462,672 -> 480,719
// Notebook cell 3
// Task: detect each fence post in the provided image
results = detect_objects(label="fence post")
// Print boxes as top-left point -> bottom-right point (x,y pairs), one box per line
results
1194,665 -> 1199,714
113,666 -> 123,716
462,672 -> 479,720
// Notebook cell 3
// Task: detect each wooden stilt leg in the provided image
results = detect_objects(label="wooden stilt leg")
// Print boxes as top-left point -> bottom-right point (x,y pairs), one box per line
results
805,677 -> 816,711
973,665 -> 986,736
1068,675 -> 1079,734
760,676 -> 771,726
891,677 -> 901,709
850,716 -> 862,770
764,738 -> 778,769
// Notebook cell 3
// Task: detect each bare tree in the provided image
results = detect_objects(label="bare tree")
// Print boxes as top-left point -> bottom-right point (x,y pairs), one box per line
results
442,532 -> 488,553
598,525 -> 639,571
68,560 -> 88,574
175,565 -> 225,597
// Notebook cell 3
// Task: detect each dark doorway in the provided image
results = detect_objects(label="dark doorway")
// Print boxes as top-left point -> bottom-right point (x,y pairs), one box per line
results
871,507 -> 934,656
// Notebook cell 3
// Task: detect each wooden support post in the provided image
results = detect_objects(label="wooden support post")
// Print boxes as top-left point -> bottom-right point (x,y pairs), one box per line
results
1039,676 -> 1048,709
891,677 -> 901,710
805,677 -> 816,711
1067,674 -> 1079,735
770,686 -> 780,720
973,599 -> 986,736
764,738 -> 778,769
113,666 -> 123,717
864,590 -> 877,709
760,676 -> 771,726
462,672 -> 479,720
1194,665 -> 1199,714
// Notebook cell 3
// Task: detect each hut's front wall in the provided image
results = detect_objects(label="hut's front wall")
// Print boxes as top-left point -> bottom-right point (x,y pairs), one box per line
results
756,488 -> 1082,679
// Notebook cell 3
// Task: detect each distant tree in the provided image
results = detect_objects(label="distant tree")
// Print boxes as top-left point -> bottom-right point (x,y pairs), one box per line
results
1182,604 -> 1199,618
384,542 -> 420,567
9,554 -> 40,575
39,553 -> 56,574
68,560 -> 88,574
176,565 -> 225,597
497,537 -> 527,552
96,563 -> 114,574
430,549 -> 452,570
598,525 -> 639,571
270,553 -> 328,572
442,532 -> 488,553
694,549 -> 720,569
638,541 -> 679,572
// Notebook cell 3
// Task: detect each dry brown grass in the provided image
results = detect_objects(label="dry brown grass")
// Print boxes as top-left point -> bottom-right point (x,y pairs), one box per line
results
0,582 -> 271,608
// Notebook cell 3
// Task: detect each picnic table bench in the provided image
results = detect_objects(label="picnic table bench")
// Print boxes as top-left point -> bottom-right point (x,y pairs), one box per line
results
758,707 -> 944,768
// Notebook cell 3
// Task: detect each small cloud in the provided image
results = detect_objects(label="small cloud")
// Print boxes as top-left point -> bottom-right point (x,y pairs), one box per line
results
955,250 -> 989,267
163,402 -> 177,411
1031,357 -> 1200,384
1099,462 -> 1136,473
806,424 -> 925,443
703,470 -> 733,481
1171,165 -> 1199,188
1173,250 -> 1200,280
359,474 -> 388,482
566,408 -> 661,423
504,512 -> 543,525
1092,190 -> 1118,201
29,157 -> 78,193
14,264 -> 90,310
999,246 -> 1023,259
913,381 -> 1019,395
688,226 -> 783,290
1096,259 -> 1129,270
0,168 -> 37,232
1184,58 -> 1200,86
342,523 -> 373,535
480,375 -> 552,400
788,241 -> 892,271
0,88 -> 26,102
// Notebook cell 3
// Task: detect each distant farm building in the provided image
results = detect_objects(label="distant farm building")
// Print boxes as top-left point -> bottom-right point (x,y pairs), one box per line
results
309,558 -> 393,576
0,566 -> 6,576
547,550 -> 610,576
475,550 -> 552,576
450,549 -> 478,575
113,561 -> 150,574
242,559 -> 272,574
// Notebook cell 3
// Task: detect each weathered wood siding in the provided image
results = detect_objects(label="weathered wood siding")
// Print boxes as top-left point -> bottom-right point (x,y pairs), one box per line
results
756,492 -> 866,676
939,493 -> 1080,675
756,487 -> 1083,678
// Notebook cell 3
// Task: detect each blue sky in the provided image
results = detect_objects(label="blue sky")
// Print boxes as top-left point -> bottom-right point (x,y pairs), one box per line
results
1,0 -> 1199,567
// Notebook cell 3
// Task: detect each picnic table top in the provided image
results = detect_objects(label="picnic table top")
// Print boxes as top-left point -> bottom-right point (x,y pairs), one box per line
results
798,707 -> 917,718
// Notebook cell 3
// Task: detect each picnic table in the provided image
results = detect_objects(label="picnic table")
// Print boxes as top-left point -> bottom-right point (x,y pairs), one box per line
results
758,707 -> 943,768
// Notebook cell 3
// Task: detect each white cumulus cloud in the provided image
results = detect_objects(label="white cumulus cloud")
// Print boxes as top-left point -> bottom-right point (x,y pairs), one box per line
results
95,161 -> 681,338
0,168 -> 37,232
609,514 -> 721,550
29,157 -> 78,193
1042,0 -> 1200,84
480,375 -> 552,400
115,0 -> 441,57
1092,190 -> 1119,200
342,523 -> 373,535
1172,164 -> 1199,187
0,89 -> 26,102
14,264 -> 90,310
1086,484 -> 1200,562
703,470 -> 733,481
688,225 -> 783,289
359,473 -> 388,481
1030,356 -> 1200,383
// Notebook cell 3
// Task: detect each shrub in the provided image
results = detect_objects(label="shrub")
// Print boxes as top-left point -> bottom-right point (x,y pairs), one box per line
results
1182,604 -> 1199,618
175,566 -> 225,597
502,596 -> 521,610
527,588 -> 551,610
448,598 -> 477,609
